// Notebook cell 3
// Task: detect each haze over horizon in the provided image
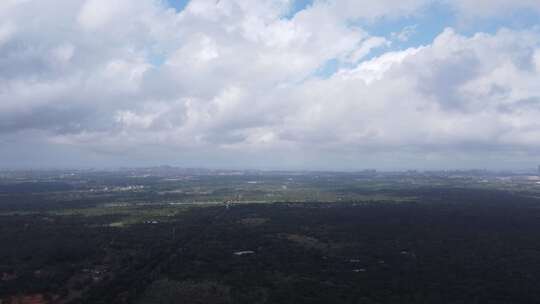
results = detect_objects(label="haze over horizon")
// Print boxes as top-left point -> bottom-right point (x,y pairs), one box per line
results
1,0 -> 540,170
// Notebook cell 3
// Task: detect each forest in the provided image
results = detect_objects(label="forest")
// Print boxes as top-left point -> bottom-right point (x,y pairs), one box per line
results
2,169 -> 540,303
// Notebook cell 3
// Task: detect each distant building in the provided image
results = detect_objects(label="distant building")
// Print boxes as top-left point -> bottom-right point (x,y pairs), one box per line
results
353,268 -> 366,273
538,165 -> 540,176
233,251 -> 255,256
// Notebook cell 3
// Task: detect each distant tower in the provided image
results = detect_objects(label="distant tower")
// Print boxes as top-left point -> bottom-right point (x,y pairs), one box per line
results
538,165 -> 540,176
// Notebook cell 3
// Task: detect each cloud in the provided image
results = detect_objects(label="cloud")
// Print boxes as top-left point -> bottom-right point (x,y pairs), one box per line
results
391,25 -> 418,42
311,0 -> 432,21
0,21 -> 15,47
1,0 -> 540,169
447,0 -> 540,18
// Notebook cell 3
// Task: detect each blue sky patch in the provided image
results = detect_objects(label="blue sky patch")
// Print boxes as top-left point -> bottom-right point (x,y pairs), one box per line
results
359,2 -> 455,50
166,0 -> 190,12
284,0 -> 314,19
314,58 -> 340,78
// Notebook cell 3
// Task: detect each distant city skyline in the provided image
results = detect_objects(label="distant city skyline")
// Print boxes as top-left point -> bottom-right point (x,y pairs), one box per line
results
1,0 -> 540,169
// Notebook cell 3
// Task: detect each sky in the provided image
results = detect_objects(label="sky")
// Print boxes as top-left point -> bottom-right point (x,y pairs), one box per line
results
1,0 -> 540,170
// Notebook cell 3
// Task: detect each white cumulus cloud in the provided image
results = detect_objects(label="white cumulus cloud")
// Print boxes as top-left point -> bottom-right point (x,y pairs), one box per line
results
1,0 -> 540,169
